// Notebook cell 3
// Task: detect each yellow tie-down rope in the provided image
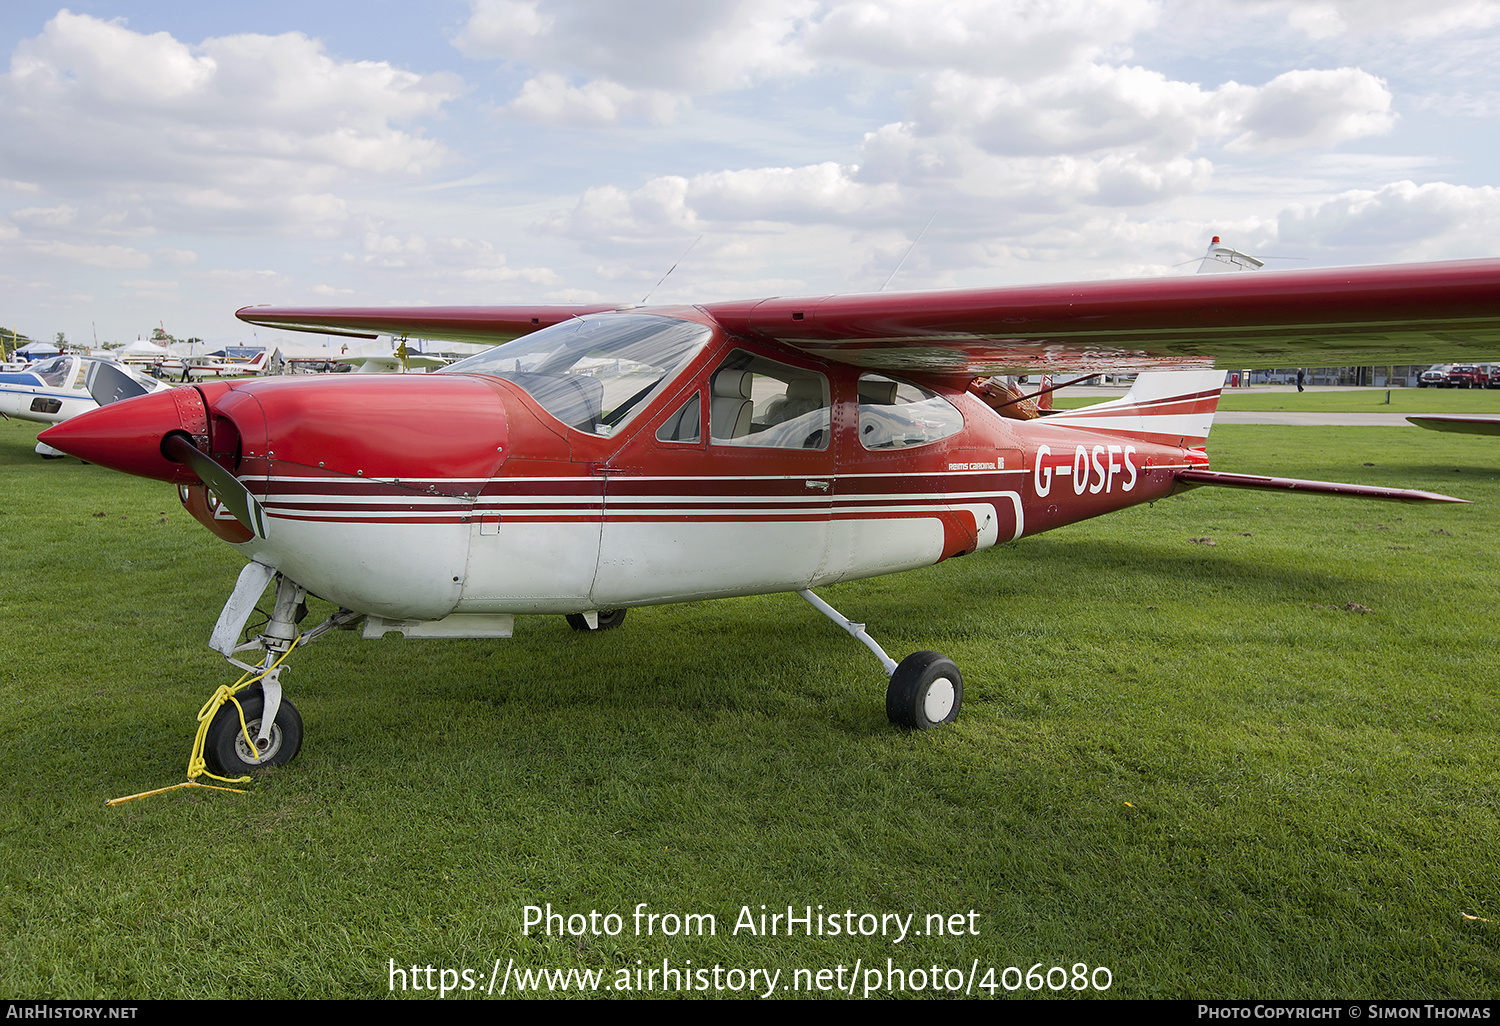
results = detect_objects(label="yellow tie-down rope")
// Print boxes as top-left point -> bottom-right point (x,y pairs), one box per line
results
106,637 -> 301,806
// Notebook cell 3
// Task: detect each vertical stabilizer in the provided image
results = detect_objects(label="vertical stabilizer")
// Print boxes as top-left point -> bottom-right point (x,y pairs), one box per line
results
1040,370 -> 1227,448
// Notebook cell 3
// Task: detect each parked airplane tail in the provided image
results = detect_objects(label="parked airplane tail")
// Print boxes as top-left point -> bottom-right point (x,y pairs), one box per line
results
1039,369 -> 1227,449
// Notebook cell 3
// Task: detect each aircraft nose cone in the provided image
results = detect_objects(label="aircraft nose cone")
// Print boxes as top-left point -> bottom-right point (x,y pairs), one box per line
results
38,386 -> 207,483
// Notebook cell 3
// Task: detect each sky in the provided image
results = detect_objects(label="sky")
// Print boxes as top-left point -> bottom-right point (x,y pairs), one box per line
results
3,0 -> 1500,347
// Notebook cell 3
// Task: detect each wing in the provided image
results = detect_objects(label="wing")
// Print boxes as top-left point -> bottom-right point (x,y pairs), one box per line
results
236,303 -> 619,345
705,258 -> 1500,374
236,258 -> 1500,375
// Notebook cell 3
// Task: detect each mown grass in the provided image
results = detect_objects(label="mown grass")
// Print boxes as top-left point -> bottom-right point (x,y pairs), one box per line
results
1057,385 -> 1500,413
1220,388 -> 1500,413
2,413 -> 1497,999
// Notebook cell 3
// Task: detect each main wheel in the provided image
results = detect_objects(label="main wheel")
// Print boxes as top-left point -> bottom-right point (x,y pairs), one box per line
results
204,685 -> 303,775
565,609 -> 627,631
886,651 -> 963,729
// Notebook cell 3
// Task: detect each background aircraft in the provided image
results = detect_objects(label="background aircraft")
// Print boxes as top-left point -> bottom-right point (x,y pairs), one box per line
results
0,354 -> 168,457
38,257 -> 1500,779
157,350 -> 270,381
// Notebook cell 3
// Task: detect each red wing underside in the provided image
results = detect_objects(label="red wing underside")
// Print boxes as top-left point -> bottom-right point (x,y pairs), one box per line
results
236,259 -> 1500,376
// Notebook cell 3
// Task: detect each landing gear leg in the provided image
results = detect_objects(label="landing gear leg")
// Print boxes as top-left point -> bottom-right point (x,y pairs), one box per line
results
797,589 -> 963,729
201,569 -> 360,776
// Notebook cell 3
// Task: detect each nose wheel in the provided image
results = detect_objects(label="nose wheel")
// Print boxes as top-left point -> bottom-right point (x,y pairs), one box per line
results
203,684 -> 304,776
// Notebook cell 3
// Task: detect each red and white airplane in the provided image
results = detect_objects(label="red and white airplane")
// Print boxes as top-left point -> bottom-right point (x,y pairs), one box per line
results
157,349 -> 270,381
38,258 -> 1500,778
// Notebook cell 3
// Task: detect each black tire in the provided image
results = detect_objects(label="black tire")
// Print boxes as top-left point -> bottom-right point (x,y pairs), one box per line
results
565,609 -> 627,631
204,685 -> 303,775
886,651 -> 963,729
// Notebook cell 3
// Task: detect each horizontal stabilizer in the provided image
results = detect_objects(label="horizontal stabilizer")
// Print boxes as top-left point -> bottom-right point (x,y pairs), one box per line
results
1175,469 -> 1468,504
1407,414 -> 1500,436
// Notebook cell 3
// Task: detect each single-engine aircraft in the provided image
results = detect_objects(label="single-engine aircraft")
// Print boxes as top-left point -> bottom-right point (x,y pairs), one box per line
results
38,258 -> 1500,779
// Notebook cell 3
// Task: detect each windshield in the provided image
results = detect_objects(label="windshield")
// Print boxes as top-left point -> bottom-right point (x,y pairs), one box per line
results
441,313 -> 712,435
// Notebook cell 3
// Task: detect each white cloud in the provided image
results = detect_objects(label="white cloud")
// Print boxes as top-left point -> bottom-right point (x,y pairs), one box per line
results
192,268 -> 293,287
155,248 -> 199,267
1277,180 -> 1500,257
1227,68 -> 1394,152
555,162 -> 900,241
344,225 -> 563,294
903,64 -> 1391,161
1285,4 -> 1348,39
459,0 -> 1167,125
28,240 -> 151,268
1272,0 -> 1500,39
456,0 -> 816,94
11,205 -> 78,227
4,2 -> 1490,339
446,0 -> 1410,300
458,0 -> 818,125
691,163 -> 900,220
0,12 -> 460,235
507,72 -> 679,124
808,0 -> 1160,77
903,65 -> 1239,159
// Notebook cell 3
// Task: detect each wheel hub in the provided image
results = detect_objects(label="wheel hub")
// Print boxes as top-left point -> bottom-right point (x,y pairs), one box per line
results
923,677 -> 956,723
233,719 -> 281,765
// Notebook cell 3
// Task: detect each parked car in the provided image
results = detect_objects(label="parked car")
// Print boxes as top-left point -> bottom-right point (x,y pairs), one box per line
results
1446,364 -> 1488,388
1418,366 -> 1451,387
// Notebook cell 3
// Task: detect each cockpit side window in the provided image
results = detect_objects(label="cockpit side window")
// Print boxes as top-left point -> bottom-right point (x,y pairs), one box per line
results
708,351 -> 830,450
857,374 -> 964,450
655,392 -> 702,443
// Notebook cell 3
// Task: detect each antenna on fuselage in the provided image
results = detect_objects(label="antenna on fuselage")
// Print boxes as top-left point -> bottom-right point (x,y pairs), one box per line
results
880,211 -> 937,291
640,235 -> 703,305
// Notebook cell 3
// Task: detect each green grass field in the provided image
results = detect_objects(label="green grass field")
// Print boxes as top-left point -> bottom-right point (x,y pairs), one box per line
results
2,413 -> 1497,1000
1057,385 -> 1500,413
1221,388 -> 1500,413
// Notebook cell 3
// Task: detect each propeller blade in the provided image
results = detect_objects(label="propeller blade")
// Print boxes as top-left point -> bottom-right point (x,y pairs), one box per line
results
161,433 -> 269,538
